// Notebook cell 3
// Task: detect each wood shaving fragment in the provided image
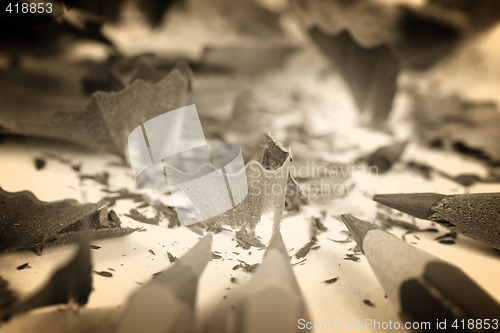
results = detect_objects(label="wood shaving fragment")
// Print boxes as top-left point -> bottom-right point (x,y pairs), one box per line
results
363,299 -> 375,307
16,263 -> 30,270
323,277 -> 339,284
167,252 -> 177,263
235,229 -> 265,249
344,254 -> 361,262
125,209 -> 160,225
94,271 -> 113,278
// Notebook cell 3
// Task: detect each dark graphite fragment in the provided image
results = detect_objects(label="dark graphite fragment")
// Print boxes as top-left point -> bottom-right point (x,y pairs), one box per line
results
323,277 -> 339,284
235,228 -> 265,249
233,260 -> 259,273
295,241 -> 316,259
125,208 -> 160,225
363,299 -> 375,307
34,158 -> 46,170
16,263 -> 30,270
94,271 -> 113,278
344,254 -> 360,262
167,252 -> 177,263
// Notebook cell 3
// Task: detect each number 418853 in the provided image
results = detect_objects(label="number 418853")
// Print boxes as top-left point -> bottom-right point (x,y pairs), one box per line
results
452,319 -> 499,330
5,2 -> 53,14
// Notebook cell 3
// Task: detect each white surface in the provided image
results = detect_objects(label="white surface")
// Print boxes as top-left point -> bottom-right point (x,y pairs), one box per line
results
0,135 -> 499,332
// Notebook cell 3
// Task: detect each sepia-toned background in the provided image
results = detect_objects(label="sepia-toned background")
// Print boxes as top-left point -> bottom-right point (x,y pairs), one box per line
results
0,0 -> 499,332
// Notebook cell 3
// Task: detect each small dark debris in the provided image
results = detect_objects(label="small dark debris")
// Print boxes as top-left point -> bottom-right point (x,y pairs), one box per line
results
230,277 -> 237,283
439,240 -> 456,245
295,243 -> 313,259
211,252 -> 222,260
152,201 -> 179,228
89,245 -> 101,250
16,263 -> 30,270
292,258 -> 307,266
295,238 -> 317,259
328,238 -> 352,244
364,299 -> 375,307
126,209 -> 160,225
108,268 -> 115,272
149,249 -> 156,255
344,254 -> 360,262
235,229 -> 265,249
152,271 -> 163,279
233,260 -> 259,273
311,216 -> 328,236
94,270 -> 113,278
167,252 -> 177,263
323,277 -> 339,284
34,158 -> 46,170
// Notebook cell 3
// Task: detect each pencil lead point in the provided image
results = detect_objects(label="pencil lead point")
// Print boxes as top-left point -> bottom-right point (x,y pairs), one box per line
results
266,230 -> 287,257
176,233 -> 213,277
340,214 -> 378,249
373,193 -> 447,220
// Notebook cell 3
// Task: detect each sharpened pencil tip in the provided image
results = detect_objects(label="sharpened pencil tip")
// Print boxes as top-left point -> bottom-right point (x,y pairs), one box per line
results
176,233 -> 213,277
373,193 -> 447,220
266,230 -> 288,257
340,214 -> 378,249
